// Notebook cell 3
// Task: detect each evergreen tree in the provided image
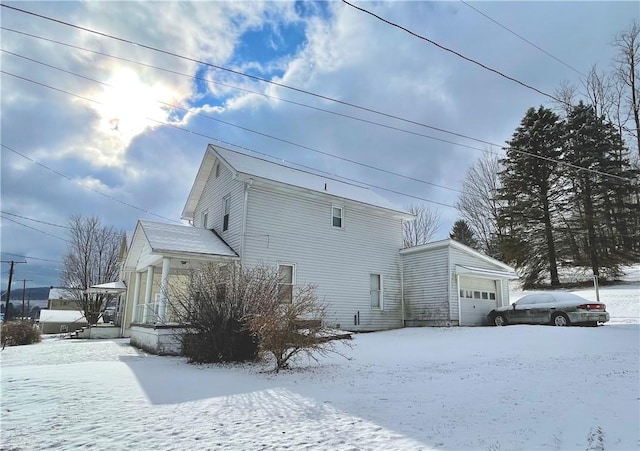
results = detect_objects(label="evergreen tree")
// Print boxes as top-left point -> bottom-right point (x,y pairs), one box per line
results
498,106 -> 565,287
449,220 -> 479,249
562,102 -> 639,278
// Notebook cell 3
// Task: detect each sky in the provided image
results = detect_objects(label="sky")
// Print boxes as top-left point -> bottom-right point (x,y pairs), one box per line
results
1,1 -> 638,288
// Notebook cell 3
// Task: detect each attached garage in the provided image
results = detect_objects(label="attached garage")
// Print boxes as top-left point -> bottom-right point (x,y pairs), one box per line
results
401,240 -> 518,327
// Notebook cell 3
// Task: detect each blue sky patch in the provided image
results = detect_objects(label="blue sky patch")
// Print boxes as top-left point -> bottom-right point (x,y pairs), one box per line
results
232,19 -> 307,79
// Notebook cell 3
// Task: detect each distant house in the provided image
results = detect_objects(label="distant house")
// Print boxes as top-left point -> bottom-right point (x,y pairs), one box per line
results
38,309 -> 88,334
119,144 -> 518,354
47,288 -> 81,310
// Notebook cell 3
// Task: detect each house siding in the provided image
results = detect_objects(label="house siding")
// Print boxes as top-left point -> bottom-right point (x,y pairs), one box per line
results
401,247 -> 452,326
242,185 -> 404,331
192,161 -> 244,253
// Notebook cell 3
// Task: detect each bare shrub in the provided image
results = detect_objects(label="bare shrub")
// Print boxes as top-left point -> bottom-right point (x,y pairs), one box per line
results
1,322 -> 41,349
170,263 -> 348,370
169,263 -> 272,363
247,283 -> 349,372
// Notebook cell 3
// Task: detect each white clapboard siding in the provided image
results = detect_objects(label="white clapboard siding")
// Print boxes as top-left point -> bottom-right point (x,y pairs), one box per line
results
192,160 -> 245,253
242,185 -> 404,331
401,246 -> 451,326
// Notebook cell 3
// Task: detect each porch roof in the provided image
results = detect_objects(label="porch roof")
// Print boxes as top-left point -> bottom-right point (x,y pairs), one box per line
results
125,220 -> 239,271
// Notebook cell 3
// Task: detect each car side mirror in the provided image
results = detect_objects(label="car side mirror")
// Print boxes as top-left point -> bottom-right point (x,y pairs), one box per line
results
512,303 -> 516,310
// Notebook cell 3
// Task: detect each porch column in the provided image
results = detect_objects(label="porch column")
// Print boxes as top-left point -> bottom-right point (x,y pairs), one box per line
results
131,271 -> 142,323
159,257 -> 171,322
142,266 -> 154,323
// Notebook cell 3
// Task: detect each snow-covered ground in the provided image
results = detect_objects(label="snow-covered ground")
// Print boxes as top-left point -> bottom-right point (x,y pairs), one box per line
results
1,282 -> 638,450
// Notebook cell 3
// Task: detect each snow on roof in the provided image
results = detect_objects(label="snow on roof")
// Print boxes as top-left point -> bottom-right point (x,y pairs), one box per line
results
215,146 -> 411,216
182,145 -> 412,219
139,220 -> 238,257
39,309 -> 86,323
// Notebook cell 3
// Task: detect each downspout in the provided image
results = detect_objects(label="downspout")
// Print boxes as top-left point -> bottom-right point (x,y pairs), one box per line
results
239,179 -> 253,260
400,253 -> 405,327
456,273 -> 462,326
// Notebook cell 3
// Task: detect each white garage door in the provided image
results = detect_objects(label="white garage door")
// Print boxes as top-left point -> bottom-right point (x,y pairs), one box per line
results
459,277 -> 497,326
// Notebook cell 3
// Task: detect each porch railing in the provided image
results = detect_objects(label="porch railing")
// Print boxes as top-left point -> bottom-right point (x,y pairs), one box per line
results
134,302 -> 162,325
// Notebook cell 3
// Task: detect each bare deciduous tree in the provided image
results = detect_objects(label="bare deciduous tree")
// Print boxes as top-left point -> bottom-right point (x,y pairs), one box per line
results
582,65 -> 614,120
456,153 -> 503,257
554,80 -> 579,116
613,20 -> 640,159
60,215 -> 122,324
402,204 -> 440,248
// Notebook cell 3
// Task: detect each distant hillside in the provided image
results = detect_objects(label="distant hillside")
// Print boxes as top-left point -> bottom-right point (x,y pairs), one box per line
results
1,286 -> 51,302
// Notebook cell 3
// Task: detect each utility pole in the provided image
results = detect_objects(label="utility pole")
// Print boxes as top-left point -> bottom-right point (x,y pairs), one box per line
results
1,260 -> 27,322
17,279 -> 32,322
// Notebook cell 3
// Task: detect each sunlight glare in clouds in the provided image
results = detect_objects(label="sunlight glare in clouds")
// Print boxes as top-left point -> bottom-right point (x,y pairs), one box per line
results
94,69 -> 178,147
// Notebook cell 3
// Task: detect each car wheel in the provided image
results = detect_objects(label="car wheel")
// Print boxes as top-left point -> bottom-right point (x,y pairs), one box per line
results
493,314 -> 507,326
552,313 -> 570,327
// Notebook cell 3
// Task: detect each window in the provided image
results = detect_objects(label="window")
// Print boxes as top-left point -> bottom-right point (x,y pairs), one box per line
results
482,292 -> 489,300
222,195 -> 230,232
370,274 -> 382,309
202,211 -> 208,229
278,264 -> 294,304
473,291 -> 481,299
489,293 -> 496,300
215,162 -> 220,178
332,206 -> 343,228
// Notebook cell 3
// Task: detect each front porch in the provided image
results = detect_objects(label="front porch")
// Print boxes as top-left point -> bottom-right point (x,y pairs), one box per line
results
129,324 -> 186,355
121,220 -> 240,350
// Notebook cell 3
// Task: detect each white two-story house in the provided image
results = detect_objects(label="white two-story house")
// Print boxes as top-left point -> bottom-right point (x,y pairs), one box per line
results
120,144 -> 517,354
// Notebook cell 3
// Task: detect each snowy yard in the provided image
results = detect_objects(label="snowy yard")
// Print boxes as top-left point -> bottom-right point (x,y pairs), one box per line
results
1,282 -> 639,450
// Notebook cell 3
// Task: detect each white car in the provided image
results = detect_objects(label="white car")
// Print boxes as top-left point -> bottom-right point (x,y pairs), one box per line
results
488,292 -> 610,327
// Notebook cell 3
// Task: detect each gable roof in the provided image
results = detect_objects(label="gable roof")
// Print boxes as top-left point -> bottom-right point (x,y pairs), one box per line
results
400,238 -> 517,274
182,144 -> 414,220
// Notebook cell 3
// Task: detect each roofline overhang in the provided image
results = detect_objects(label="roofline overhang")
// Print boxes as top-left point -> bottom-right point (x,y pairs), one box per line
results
400,239 -> 517,273
234,172 -> 416,220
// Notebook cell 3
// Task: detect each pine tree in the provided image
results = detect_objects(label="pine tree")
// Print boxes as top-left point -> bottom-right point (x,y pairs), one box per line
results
449,220 -> 479,249
562,102 -> 639,279
498,106 -> 565,287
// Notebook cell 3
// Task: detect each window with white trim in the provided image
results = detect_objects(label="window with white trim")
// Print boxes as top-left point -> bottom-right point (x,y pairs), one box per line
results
201,210 -> 208,229
332,206 -> 343,228
278,264 -> 295,304
370,273 -> 382,309
215,162 -> 220,178
222,195 -> 230,232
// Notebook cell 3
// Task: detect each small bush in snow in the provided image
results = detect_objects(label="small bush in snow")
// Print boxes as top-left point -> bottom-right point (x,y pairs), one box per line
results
170,263 -> 348,370
1,322 -> 41,348
170,263 -> 265,363
247,283 -> 344,372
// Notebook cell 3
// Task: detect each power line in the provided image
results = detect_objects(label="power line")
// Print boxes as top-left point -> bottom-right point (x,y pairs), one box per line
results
3,69 -> 631,183
0,210 -> 69,229
0,73 -> 456,210
2,19 -> 627,182
341,0 -> 564,105
1,214 -> 69,242
0,143 -> 182,224
459,1 -> 586,78
1,48 -> 462,195
0,27 -> 490,155
0,252 -> 61,263
0,6 -> 508,150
